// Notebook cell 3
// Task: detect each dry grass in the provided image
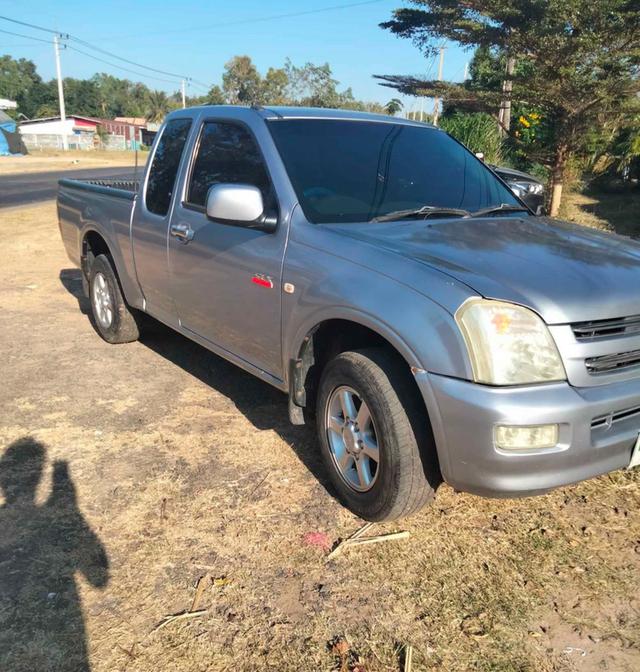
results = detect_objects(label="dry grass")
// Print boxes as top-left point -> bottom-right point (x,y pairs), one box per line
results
0,150 -> 144,176
560,189 -> 640,239
0,198 -> 639,672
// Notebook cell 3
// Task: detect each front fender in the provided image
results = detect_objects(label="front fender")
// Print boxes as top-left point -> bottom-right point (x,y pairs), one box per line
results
282,237 -> 472,381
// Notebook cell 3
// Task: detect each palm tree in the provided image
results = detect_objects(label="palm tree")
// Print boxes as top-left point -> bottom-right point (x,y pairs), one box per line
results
384,98 -> 404,116
145,90 -> 170,123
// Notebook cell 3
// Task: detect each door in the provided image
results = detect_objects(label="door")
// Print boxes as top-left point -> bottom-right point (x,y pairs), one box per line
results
167,120 -> 286,379
131,117 -> 193,322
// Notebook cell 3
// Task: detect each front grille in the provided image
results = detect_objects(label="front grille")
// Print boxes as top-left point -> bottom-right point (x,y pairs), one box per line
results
592,404 -> 640,429
586,350 -> 640,374
573,315 -> 640,340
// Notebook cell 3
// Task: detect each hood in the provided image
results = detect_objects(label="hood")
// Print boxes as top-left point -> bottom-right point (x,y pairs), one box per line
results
330,216 -> 640,324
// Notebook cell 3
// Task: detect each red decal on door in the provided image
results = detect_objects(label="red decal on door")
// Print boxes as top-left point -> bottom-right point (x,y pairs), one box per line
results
251,275 -> 273,289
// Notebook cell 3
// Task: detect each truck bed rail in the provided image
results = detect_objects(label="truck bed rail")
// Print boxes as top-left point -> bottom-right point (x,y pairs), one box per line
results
58,177 -> 139,200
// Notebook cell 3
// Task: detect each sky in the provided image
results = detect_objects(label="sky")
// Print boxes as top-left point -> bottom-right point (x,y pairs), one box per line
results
0,0 -> 470,109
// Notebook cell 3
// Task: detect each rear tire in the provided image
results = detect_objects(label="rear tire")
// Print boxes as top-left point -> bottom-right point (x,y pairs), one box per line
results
316,347 -> 439,521
88,254 -> 141,344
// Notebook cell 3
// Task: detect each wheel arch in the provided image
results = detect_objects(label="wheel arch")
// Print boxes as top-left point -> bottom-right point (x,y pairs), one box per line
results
287,310 -> 426,424
80,227 -> 141,308
82,229 -> 112,276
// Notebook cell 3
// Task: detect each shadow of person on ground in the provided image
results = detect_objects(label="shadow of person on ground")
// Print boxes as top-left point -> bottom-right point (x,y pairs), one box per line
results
0,437 -> 109,672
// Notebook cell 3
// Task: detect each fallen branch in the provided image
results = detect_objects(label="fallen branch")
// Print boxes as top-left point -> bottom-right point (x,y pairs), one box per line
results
328,523 -> 410,559
190,573 -> 211,613
152,609 -> 207,633
327,521 -> 375,559
347,531 -> 411,548
403,644 -> 413,672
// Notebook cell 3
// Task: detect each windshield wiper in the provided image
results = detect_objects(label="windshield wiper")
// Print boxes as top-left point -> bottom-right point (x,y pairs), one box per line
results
471,203 -> 530,218
371,205 -> 471,223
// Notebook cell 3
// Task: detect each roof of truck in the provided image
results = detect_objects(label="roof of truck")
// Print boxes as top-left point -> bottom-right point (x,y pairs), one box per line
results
256,106 -> 437,127
169,104 -> 438,129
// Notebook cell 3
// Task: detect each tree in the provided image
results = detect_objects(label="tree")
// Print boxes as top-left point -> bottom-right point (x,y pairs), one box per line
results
222,56 -> 262,105
376,0 -> 640,215
286,59 -> 347,108
384,98 -> 403,115
206,84 -> 225,105
0,56 -> 54,119
260,67 -> 289,105
63,78 -> 100,117
145,90 -> 171,123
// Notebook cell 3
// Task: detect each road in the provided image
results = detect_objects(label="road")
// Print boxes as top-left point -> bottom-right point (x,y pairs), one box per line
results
0,166 -> 136,209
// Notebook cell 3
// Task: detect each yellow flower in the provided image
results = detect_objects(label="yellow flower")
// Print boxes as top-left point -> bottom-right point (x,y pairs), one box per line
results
519,115 -> 531,128
529,112 -> 540,120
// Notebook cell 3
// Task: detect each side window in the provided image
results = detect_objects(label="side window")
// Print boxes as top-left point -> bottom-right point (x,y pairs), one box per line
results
187,122 -> 270,207
145,118 -> 192,216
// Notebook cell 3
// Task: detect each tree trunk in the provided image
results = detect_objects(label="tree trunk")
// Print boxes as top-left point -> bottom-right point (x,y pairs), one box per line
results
498,56 -> 516,138
549,147 -> 567,217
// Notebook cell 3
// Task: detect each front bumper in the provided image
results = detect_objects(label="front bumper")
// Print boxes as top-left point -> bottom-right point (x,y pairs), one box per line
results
415,372 -> 640,497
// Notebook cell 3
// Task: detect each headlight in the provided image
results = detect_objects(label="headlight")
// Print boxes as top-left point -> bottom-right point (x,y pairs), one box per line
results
455,298 -> 566,385
510,180 -> 543,196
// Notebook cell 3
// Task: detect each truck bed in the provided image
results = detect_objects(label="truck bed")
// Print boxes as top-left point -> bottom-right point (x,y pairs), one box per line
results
57,176 -> 143,307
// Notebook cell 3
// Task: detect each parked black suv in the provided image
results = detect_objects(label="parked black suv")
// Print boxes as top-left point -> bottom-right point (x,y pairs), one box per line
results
491,165 -> 546,213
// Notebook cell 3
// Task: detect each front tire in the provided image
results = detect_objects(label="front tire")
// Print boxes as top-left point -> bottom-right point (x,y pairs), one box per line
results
88,254 -> 140,344
316,348 -> 439,521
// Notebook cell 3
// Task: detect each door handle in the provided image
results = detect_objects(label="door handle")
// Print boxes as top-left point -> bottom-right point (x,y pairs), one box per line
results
170,222 -> 194,243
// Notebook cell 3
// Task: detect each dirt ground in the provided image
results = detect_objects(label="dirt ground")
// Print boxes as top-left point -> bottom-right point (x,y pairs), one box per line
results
0,150 -> 142,176
1,198 -> 640,672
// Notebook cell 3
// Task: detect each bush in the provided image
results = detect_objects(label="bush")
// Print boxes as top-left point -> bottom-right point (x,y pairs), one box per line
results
439,112 -> 504,165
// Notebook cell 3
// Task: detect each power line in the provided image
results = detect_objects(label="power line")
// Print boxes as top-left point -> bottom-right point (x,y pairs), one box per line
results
0,15 -> 193,81
68,37 -> 190,80
65,45 -> 185,86
0,25 -> 188,87
0,27 -> 53,44
0,15 -> 63,36
99,0 -> 388,39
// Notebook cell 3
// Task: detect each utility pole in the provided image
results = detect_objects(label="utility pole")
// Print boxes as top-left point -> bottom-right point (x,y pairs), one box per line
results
463,61 -> 469,81
53,34 -> 68,151
432,45 -> 445,126
181,79 -> 186,109
498,56 -> 516,137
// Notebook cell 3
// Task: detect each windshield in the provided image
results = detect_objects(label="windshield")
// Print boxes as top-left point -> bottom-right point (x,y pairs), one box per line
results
267,119 -> 522,224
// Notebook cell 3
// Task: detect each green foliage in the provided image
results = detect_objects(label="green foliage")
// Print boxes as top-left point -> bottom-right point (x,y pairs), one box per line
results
0,55 -> 52,118
222,55 -> 262,104
1,52 -> 385,123
376,0 -> 640,208
206,85 -> 225,105
284,58 -> 357,109
261,67 -> 289,105
145,90 -> 171,123
439,112 -> 504,165
384,98 -> 403,115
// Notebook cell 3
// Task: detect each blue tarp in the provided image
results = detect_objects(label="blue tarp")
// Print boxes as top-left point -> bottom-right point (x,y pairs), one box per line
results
0,119 -> 13,155
0,110 -> 26,155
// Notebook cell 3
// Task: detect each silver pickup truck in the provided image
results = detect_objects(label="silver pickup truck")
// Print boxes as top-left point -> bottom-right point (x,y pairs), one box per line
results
58,106 -> 640,521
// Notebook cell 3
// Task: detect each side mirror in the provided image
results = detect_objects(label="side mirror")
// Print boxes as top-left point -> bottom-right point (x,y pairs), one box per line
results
475,152 -> 485,162
206,183 -> 275,231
